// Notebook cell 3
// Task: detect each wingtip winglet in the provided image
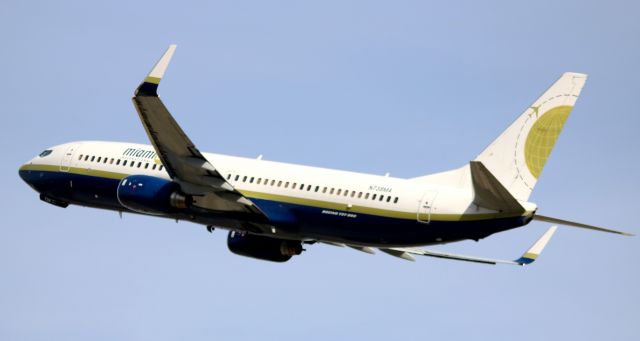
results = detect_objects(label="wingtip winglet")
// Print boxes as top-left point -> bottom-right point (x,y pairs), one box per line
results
515,226 -> 557,266
136,44 -> 177,96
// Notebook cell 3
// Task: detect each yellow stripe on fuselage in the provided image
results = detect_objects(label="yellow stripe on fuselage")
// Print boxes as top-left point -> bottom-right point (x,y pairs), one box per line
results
20,163 -> 128,180
239,190 -> 522,222
22,164 -> 524,222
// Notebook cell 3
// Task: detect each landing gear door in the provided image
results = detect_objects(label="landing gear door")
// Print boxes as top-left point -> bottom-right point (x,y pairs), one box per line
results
417,190 -> 438,224
60,144 -> 79,172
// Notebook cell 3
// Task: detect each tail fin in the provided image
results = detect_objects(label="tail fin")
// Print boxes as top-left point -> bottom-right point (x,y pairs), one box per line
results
475,72 -> 587,202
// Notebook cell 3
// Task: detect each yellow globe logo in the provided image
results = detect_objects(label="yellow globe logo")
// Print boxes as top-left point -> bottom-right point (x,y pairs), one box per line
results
524,105 -> 573,179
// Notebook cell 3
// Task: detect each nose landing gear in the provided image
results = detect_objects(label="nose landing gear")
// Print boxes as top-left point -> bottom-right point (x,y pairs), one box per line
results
39,194 -> 69,208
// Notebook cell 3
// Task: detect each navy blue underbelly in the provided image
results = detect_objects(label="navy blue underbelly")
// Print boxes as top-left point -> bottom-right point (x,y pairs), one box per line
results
19,169 -> 528,246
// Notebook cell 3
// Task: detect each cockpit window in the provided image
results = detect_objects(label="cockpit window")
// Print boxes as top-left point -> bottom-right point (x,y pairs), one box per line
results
38,150 -> 52,158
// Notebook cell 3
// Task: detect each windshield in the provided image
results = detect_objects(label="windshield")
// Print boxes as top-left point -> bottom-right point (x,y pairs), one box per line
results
38,149 -> 52,158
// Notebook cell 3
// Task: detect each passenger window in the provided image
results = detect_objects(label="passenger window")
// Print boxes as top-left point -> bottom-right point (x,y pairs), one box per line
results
78,154 -> 83,160
300,184 -> 305,190
97,157 -> 102,163
152,164 -> 157,170
137,162 -> 142,168
344,190 -> 349,197
277,181 -> 282,187
91,156 -> 95,162
235,175 -> 240,181
336,189 -> 342,195
379,195 -> 384,201
350,191 -> 355,198
159,165 -> 164,171
322,187 -> 327,193
84,155 -> 89,161
285,181 -> 289,188
372,194 -> 377,200
386,196 -> 391,202
292,183 -> 297,189
242,176 -> 247,182
110,158 -> 114,164
122,160 -> 127,166
116,159 -> 121,165
257,178 -> 262,185
330,188 -> 335,194
250,177 -> 255,183
365,193 -> 370,199
131,162 -> 135,168
270,180 -> 275,186
104,158 -> 108,164
394,197 -> 399,204
144,163 -> 149,169
227,174 -> 231,180
358,192 -> 362,198
314,186 -> 319,192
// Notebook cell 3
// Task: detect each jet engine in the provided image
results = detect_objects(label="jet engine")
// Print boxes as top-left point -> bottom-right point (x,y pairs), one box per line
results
117,175 -> 191,215
227,231 -> 303,262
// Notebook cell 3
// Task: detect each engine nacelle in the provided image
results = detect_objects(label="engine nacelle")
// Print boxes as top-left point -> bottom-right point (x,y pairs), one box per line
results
117,175 -> 191,215
227,231 -> 303,262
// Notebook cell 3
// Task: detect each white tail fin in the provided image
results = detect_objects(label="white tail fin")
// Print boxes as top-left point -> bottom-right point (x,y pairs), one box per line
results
475,72 -> 587,202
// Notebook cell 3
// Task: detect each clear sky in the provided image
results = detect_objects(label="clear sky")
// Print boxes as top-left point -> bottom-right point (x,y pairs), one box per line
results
2,1 -> 639,340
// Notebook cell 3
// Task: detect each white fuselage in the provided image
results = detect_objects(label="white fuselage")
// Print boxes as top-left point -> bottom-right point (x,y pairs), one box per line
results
20,140 -> 536,246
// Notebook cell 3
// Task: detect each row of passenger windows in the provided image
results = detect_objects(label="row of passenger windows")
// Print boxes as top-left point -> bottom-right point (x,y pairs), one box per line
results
78,154 -> 165,171
226,173 -> 399,204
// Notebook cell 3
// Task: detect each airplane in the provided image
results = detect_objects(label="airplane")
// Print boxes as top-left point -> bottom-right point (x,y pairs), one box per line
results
18,45 -> 632,265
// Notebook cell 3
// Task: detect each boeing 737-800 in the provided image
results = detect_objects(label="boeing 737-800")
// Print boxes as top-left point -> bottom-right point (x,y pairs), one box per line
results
18,45 -> 632,264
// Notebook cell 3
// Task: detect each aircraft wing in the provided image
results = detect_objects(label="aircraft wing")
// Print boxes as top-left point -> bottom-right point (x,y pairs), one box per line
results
379,226 -> 558,265
131,45 -> 265,218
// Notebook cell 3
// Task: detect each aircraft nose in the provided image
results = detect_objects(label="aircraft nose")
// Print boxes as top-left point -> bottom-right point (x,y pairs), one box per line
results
18,160 -> 35,185
19,163 -> 29,183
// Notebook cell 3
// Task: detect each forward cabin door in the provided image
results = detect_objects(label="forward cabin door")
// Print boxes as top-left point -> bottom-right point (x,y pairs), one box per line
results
417,190 -> 438,224
60,144 -> 79,172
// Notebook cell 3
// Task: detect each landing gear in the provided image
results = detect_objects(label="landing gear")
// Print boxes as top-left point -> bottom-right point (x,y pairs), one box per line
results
39,194 -> 69,208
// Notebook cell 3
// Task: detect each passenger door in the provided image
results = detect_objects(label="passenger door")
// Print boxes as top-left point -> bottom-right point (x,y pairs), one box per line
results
417,190 -> 438,224
60,144 -> 79,172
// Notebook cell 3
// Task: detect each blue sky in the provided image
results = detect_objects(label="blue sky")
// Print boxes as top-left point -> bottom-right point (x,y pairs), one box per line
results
2,1 -> 639,340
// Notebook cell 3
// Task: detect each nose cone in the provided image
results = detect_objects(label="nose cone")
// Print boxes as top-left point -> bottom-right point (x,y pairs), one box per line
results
19,162 -> 32,184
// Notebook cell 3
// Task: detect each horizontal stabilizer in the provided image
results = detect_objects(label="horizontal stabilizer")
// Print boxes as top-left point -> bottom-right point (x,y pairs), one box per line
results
534,215 -> 633,236
470,161 -> 525,213
385,226 -> 557,266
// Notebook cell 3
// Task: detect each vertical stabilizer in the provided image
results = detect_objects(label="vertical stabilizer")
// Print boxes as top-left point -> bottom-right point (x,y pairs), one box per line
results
475,73 -> 587,201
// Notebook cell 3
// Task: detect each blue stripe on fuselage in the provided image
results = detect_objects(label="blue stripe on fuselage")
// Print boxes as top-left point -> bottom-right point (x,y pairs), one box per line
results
19,169 -> 529,246
248,197 -> 528,246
